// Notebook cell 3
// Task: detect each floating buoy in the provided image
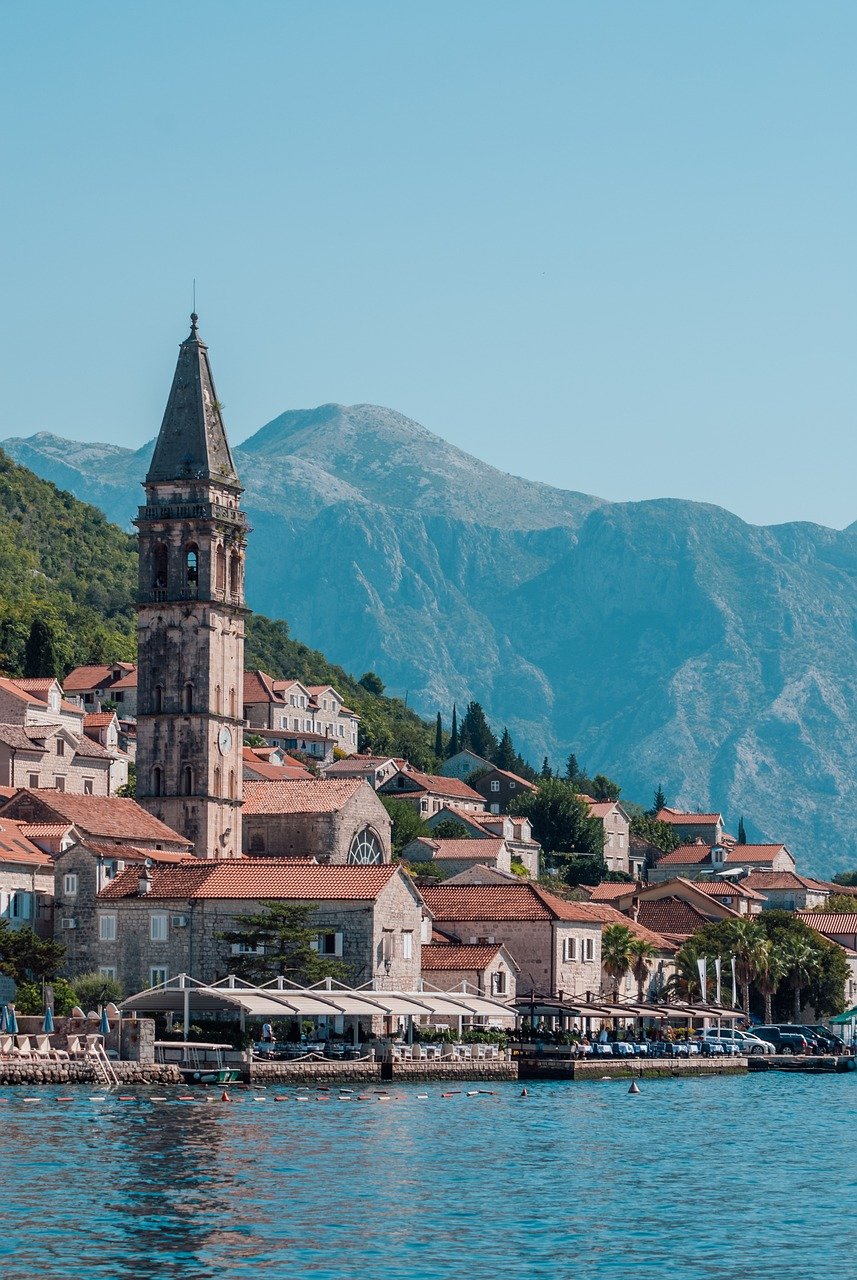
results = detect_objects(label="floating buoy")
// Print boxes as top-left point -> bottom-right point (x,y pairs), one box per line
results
274,1095 -> 289,1102
520,1088 -> 528,1097
118,1095 -> 134,1102
466,1090 -> 479,1097
417,1093 -> 428,1100
628,1080 -> 641,1095
56,1097 -> 73,1103
220,1090 -> 230,1102
253,1096 -> 267,1102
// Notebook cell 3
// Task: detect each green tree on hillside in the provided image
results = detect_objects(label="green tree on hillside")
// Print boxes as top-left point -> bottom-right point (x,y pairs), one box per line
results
380,796 -> 429,856
650,784 -> 666,816
510,777 -> 602,861
737,816 -> 747,845
23,618 -> 58,678
461,701 -> 497,761
358,671 -> 385,696
447,704 -> 459,757
495,727 -> 516,772
434,713 -> 444,758
629,814 -> 679,855
591,773 -> 621,802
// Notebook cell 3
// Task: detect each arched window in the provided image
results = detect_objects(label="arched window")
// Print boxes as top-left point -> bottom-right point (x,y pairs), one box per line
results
229,552 -> 241,597
182,682 -> 193,713
229,769 -> 236,800
348,828 -> 384,865
215,545 -> 226,594
185,544 -> 199,597
152,766 -> 163,797
213,766 -> 221,797
182,766 -> 193,796
154,684 -> 164,713
152,543 -> 168,590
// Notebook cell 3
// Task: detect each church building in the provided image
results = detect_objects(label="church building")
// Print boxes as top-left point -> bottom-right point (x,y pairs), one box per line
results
134,314 -> 248,859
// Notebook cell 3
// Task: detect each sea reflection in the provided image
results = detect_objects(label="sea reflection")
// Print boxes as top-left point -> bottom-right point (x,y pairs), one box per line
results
0,1076 -> 855,1280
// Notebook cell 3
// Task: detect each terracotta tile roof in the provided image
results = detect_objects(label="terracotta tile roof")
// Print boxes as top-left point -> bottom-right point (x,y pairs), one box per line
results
410,837 -> 507,862
83,841 -> 195,865
98,859 -> 400,901
585,882 -> 636,901
19,822 -> 75,840
243,670 -> 282,705
0,790 -> 190,846
243,778 -> 364,815
305,685 -> 339,697
0,676 -> 40,706
694,879 -> 765,901
419,883 -> 667,941
61,666 -> 114,692
382,771 -> 484,802
743,871 -> 827,892
577,795 -> 625,819
656,808 -> 723,825
12,678 -> 58,695
84,713 -> 116,728
421,943 -> 505,971
72,736 -> 113,760
0,818 -> 54,868
477,768 -> 537,790
108,669 -> 137,690
0,725 -> 45,751
796,912 -> 857,935
324,756 -> 401,774
242,749 -> 313,781
579,903 -> 676,950
655,842 -> 790,868
636,897 -> 711,938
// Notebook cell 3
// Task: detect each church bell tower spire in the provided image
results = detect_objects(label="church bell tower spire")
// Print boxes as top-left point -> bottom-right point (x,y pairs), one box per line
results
134,315 -> 248,859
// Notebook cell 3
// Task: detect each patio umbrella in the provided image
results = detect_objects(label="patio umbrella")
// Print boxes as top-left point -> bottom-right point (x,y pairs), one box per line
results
43,1006 -> 55,1034
7,1007 -> 18,1035
99,1007 -> 110,1038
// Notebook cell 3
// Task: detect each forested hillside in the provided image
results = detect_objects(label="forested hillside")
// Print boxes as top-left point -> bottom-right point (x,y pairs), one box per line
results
0,448 -> 437,765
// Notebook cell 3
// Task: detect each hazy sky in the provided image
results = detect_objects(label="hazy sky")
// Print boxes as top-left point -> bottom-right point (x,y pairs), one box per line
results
2,2 -> 855,528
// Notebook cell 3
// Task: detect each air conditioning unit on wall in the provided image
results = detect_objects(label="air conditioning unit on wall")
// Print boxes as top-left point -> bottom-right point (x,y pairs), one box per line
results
60,917 -> 77,930
171,915 -> 189,928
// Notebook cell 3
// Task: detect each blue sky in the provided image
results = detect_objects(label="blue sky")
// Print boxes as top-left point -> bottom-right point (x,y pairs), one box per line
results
1,2 -> 855,527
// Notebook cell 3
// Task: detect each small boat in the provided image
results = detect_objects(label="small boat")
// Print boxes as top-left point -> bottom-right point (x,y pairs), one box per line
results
154,1041 -> 240,1084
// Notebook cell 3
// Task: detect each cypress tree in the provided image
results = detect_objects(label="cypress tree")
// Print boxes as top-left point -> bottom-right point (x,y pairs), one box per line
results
541,756 -> 552,780
23,618 -> 58,679
652,784 -> 666,816
447,704 -> 459,757
495,727 -> 516,771
461,701 -> 498,761
434,712 -> 443,759
737,816 -> 747,845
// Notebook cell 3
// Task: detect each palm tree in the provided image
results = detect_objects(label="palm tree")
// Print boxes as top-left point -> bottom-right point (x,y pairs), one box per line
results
601,923 -> 636,1001
727,919 -> 768,1017
629,937 -> 657,1003
755,940 -> 787,1025
780,936 -> 820,1022
669,937 -> 709,1001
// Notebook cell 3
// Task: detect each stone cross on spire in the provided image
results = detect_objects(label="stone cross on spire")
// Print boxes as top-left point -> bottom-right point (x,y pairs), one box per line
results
146,314 -> 241,489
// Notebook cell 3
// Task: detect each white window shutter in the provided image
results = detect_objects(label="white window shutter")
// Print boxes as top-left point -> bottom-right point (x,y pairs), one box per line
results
310,936 -> 319,952
334,932 -> 343,957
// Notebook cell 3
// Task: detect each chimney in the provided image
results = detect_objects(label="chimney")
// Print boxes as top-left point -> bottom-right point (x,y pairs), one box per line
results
138,866 -> 153,896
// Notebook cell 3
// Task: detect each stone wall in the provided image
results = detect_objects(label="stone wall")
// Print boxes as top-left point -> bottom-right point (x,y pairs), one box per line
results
243,785 -> 392,864
0,1060 -> 182,1085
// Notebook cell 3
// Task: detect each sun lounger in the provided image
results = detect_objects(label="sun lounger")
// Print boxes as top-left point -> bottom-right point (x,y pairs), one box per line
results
0,1034 -> 20,1059
14,1036 -> 35,1059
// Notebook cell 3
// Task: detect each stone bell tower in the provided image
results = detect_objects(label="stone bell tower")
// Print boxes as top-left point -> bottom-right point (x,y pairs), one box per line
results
134,314 -> 248,858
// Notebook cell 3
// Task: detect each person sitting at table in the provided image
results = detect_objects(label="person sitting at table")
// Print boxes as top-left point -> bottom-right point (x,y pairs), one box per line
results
261,1022 -> 274,1044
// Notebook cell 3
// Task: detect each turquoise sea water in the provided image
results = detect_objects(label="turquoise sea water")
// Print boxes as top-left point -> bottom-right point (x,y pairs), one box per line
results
0,1074 -> 853,1280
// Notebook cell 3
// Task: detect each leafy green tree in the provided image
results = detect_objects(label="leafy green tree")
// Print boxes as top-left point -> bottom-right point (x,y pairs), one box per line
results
358,671 -> 385,696
218,902 -> 348,985
629,937 -> 657,1002
14,977 -> 76,1016
447,704 -> 459,757
495,727 -> 516,772
380,796 -> 429,856
116,760 -> 136,798
510,777 -> 602,860
601,924 -> 636,999
727,918 -> 768,1016
0,924 -> 66,985
737,816 -> 747,845
629,814 -> 679,855
71,971 -> 125,1010
756,911 -> 847,1019
549,855 -> 610,887
461,701 -> 497,761
833,870 -> 857,887
23,617 -> 58,678
430,819 -> 472,839
650,784 -> 666,816
755,941 -> 787,1025
434,712 -> 444,758
540,757 -> 552,780
591,773 -> 621,802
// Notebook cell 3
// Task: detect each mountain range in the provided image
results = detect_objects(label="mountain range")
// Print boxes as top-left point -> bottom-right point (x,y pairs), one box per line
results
6,404 -> 857,879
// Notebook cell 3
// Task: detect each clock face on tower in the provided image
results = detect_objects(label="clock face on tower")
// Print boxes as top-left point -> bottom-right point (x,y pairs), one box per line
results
218,726 -> 233,756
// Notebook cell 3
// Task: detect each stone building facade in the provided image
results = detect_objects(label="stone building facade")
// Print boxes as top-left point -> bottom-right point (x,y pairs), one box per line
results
470,768 -> 536,815
242,779 -> 392,864
90,861 -> 426,993
421,942 -> 519,1001
0,677 -> 125,795
580,796 -> 631,875
0,817 -> 55,937
135,315 -> 247,860
402,836 -> 513,878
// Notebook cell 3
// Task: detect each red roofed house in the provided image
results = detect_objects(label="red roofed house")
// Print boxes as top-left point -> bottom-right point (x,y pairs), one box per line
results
242,778 -> 392,865
378,768 -> 486,816
421,941 -> 519,1001
583,876 -> 759,922
743,872 -> 830,912
402,836 -> 513,878
242,671 -> 360,759
322,756 -> 403,789
648,842 -> 796,884
0,677 -> 128,795
656,808 -> 725,845
0,816 -> 55,938
242,746 -> 313,783
470,767 -> 536,816
421,882 -> 675,1001
579,795 -> 631,876
424,808 -> 541,877
63,663 -> 138,718
85,860 -> 427,994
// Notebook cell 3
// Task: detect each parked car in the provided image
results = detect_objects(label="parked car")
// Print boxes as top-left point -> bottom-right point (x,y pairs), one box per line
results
752,1026 -> 810,1054
694,1030 -> 743,1056
766,1024 -> 824,1053
696,1028 -> 775,1056
803,1025 -> 845,1053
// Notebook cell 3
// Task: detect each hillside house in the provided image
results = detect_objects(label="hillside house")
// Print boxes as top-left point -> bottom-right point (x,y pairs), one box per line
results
379,769 -> 486,817
242,746 -> 313,782
470,768 -> 536,815
743,872 -> 830,912
64,663 -> 138,718
580,795 -> 631,875
243,671 -> 360,758
648,842 -> 796,883
424,807 -> 541,877
402,836 -> 512,878
0,817 -> 55,938
0,678 -> 127,795
421,942 -> 519,1001
89,860 -> 426,993
655,808 -> 725,845
322,756 -> 403,788
438,750 -> 493,781
242,778 -> 392,865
